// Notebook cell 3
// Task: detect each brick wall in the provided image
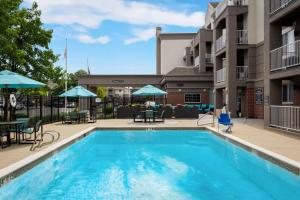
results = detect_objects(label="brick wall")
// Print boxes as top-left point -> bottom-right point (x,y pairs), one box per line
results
166,92 -> 210,105
246,88 -> 264,119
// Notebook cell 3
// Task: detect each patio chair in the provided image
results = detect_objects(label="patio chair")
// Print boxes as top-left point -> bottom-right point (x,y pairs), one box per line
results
21,120 -> 42,143
145,110 -> 154,122
204,104 -> 215,113
87,112 -> 97,123
218,113 -> 233,133
69,112 -> 79,123
155,110 -> 165,122
133,110 -> 144,123
0,129 -> 11,149
200,104 -> 208,113
9,118 -> 30,140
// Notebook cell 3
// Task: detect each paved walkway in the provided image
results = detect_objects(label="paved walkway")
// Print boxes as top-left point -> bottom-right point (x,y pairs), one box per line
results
1,117 -> 300,170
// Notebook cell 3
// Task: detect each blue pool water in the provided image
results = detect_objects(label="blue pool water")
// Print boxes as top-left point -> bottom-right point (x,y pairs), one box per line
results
1,130 -> 300,200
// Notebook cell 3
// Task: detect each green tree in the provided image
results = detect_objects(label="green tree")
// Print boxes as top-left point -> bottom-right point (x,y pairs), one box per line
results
97,86 -> 108,100
0,0 -> 63,83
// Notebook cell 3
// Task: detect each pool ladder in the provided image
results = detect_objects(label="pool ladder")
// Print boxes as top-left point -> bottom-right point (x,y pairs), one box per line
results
197,111 -> 215,127
30,130 -> 60,151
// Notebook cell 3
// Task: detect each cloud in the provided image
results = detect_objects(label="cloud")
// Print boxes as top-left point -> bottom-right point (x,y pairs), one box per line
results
25,0 -> 205,29
124,27 -> 156,45
77,34 -> 110,44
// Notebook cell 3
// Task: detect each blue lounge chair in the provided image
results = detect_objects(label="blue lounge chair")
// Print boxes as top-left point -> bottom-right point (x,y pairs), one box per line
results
218,113 -> 233,133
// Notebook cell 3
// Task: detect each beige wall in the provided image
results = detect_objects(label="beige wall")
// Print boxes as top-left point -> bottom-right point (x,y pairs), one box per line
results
160,39 -> 192,74
248,0 -> 264,44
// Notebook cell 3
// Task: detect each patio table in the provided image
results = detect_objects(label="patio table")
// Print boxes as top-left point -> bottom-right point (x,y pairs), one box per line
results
140,111 -> 157,123
0,121 -> 26,144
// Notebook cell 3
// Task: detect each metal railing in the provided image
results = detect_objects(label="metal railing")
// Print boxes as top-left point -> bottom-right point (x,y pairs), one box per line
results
194,56 -> 200,67
236,66 -> 248,80
205,53 -> 214,66
216,35 -> 226,52
236,30 -> 248,44
217,68 -> 226,83
270,0 -> 295,14
215,0 -> 248,19
270,105 -> 300,132
270,40 -> 300,71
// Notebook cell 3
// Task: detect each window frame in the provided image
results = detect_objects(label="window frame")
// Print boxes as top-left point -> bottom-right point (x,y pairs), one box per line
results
184,93 -> 201,104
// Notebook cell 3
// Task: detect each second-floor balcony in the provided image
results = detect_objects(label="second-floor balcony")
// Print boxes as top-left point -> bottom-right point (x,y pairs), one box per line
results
216,35 -> 226,52
205,54 -> 214,66
236,30 -> 248,44
270,40 -> 300,71
236,66 -> 248,80
194,56 -> 200,67
217,68 -> 226,83
270,0 -> 296,15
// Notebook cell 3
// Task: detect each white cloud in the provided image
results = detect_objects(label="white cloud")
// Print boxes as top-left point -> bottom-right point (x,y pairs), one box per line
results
25,0 -> 205,29
77,34 -> 110,44
124,27 -> 156,45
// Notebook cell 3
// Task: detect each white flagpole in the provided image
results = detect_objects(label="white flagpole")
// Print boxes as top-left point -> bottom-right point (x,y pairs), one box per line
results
64,38 -> 68,111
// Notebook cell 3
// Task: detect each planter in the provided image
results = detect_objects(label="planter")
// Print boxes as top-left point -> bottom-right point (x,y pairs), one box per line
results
174,106 -> 199,119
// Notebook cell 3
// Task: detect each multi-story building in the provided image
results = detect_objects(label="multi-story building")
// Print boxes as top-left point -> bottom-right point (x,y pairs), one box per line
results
264,0 -> 300,131
209,0 -> 265,118
156,27 -> 214,105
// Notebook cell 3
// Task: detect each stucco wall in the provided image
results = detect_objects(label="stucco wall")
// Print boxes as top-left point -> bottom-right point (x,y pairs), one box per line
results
248,0 -> 264,44
160,39 -> 192,74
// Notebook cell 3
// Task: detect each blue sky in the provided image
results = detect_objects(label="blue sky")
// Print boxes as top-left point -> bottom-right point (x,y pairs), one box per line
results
26,0 -> 214,74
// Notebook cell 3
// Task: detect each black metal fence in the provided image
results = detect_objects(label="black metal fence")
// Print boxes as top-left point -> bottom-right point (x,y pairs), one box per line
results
0,94 -> 168,123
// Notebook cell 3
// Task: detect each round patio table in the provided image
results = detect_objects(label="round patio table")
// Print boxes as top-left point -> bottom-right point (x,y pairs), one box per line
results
0,121 -> 26,144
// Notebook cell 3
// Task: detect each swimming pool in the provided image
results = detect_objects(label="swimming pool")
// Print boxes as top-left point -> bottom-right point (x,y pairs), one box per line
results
1,130 -> 300,199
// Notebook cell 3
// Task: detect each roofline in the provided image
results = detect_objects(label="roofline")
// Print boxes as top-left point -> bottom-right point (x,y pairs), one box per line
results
158,33 -> 196,40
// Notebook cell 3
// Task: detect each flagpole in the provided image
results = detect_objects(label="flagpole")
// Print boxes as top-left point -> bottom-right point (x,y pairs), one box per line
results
64,38 -> 68,111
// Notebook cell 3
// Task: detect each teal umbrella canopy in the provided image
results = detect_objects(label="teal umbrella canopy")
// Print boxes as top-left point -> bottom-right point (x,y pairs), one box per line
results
132,85 -> 167,96
59,86 -> 97,97
0,70 -> 45,89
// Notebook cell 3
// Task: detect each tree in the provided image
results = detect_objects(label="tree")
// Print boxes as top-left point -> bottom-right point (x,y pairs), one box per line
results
0,0 -> 63,82
97,87 -> 108,100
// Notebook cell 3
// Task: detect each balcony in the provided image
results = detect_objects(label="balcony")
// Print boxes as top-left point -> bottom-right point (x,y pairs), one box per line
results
236,66 -> 248,80
194,56 -> 200,67
270,105 -> 300,132
270,40 -> 300,71
216,35 -> 226,52
270,0 -> 296,15
205,54 -> 213,66
236,30 -> 248,44
215,0 -> 248,19
217,68 -> 226,83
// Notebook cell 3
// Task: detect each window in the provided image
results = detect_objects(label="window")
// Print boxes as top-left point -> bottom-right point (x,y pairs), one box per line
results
282,81 -> 293,104
282,27 -> 295,59
185,94 -> 201,103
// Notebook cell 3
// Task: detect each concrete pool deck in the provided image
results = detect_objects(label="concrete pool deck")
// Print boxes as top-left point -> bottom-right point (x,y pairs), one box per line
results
1,117 -> 300,171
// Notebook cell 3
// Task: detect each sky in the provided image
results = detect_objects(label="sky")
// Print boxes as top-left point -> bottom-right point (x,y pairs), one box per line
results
24,0 -> 214,75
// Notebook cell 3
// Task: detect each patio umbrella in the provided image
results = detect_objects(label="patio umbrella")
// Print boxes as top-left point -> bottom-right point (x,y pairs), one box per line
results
0,70 -> 45,88
132,85 -> 167,96
59,86 -> 97,97
0,70 -> 45,121
59,86 -> 97,112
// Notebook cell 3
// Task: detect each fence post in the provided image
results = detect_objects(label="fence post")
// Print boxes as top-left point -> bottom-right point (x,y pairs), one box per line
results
39,96 -> 43,121
26,95 -> 30,118
112,97 -> 115,118
57,97 -> 60,122
104,97 -> 106,119
50,96 -> 53,122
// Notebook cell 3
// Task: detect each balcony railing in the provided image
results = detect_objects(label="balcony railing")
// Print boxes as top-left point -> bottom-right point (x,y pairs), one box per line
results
216,35 -> 226,52
236,66 -> 248,80
205,54 -> 213,66
236,30 -> 248,44
270,105 -> 300,132
270,0 -> 296,14
217,68 -> 226,83
270,40 -> 300,71
194,56 -> 200,67
215,0 -> 248,19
